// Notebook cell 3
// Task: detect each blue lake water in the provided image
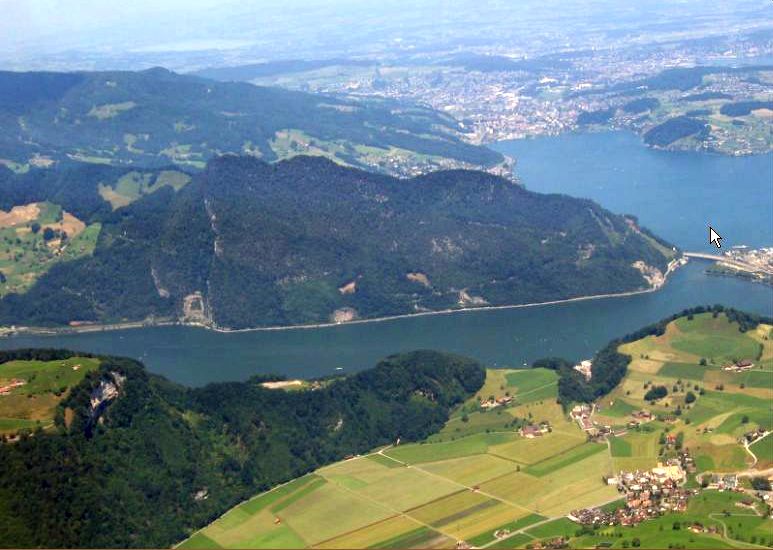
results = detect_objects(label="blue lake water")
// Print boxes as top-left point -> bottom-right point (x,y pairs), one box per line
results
2,132 -> 770,385
492,132 -> 773,250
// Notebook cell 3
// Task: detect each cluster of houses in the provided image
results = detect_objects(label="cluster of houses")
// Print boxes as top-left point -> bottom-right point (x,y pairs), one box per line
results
704,474 -> 739,491
674,450 -> 697,473
569,404 -> 631,439
722,359 -> 755,372
480,394 -> 513,410
628,409 -> 654,428
0,379 -> 26,395
740,427 -> 768,446
570,462 -> 692,527
520,422 -> 551,438
687,523 -> 721,535
570,404 -> 595,432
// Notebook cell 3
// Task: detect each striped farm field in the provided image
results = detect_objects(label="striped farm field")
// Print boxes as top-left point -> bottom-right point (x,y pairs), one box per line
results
313,516 -> 437,549
406,489 -> 490,525
367,525 -> 454,549
278,481 -> 393,545
384,432 -> 513,464
524,443 -> 606,477
418,453 -> 518,486
481,448 -> 616,516
488,431 -> 585,465
179,476 -> 321,549
407,490 -> 533,541
479,471 -> 547,506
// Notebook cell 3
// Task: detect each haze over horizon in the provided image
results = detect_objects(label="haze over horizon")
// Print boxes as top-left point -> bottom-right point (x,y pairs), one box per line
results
1,0 -> 769,71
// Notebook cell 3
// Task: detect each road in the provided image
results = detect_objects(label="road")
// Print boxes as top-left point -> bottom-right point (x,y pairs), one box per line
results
684,252 -> 772,275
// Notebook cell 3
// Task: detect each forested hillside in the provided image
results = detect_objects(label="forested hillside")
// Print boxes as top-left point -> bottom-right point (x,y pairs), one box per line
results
0,349 -> 484,548
0,155 -> 674,329
0,68 -> 501,176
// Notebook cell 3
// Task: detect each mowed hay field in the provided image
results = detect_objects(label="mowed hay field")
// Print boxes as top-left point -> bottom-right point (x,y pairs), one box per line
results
0,356 -> 100,434
180,369 -> 617,548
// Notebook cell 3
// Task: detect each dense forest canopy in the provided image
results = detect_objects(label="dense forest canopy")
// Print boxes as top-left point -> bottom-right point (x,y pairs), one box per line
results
0,155 -> 673,329
577,108 -> 616,125
0,68 -> 500,174
0,349 -> 484,548
643,116 -> 708,147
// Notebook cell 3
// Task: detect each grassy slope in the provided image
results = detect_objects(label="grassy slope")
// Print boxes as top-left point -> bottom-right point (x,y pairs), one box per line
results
0,356 -> 100,433
0,202 -> 100,296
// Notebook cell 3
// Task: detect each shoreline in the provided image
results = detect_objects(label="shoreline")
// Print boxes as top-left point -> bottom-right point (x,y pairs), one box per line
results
486,128 -> 773,158
2,259 -> 685,338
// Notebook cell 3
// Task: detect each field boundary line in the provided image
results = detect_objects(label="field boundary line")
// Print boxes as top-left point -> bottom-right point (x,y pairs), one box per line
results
485,450 -> 531,468
407,461 -> 538,518
514,381 -> 558,400
320,470 -> 461,544
475,466 -> 530,486
310,513 -> 402,548
402,489 -> 468,514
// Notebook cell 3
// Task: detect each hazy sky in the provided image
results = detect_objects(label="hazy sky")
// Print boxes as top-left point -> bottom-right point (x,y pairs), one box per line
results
1,0 -> 770,70
1,0 -> 238,52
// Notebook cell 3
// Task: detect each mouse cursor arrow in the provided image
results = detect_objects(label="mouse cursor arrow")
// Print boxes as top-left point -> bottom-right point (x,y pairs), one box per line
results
709,226 -> 722,249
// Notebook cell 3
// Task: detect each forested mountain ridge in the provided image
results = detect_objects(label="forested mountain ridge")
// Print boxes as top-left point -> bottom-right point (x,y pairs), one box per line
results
0,68 -> 503,177
0,349 -> 485,547
0,155 -> 674,329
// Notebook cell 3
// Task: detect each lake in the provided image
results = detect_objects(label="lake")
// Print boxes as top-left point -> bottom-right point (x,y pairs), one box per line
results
2,132 -> 770,386
492,131 -> 773,250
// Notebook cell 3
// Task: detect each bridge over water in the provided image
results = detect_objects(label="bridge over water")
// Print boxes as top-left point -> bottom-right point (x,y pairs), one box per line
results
684,252 -> 770,275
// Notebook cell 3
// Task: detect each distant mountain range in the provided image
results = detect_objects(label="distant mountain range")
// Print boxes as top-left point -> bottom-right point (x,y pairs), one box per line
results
0,68 -> 502,177
0,155 -> 674,330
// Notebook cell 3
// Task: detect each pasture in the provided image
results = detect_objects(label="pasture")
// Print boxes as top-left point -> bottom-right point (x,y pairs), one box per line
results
670,315 -> 762,363
604,313 -> 772,475
0,201 -> 100,296
750,433 -> 772,468
0,356 -> 100,433
98,170 -> 191,210
488,430 -> 585,465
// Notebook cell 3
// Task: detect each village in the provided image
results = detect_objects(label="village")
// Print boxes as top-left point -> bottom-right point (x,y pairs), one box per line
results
569,457 -> 695,528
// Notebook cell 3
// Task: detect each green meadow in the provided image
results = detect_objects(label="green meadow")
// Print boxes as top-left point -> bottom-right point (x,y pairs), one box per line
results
0,201 -> 100,296
0,356 -> 100,434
